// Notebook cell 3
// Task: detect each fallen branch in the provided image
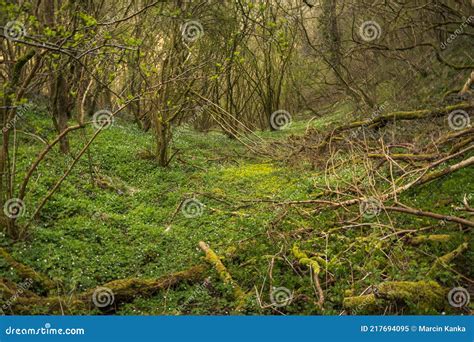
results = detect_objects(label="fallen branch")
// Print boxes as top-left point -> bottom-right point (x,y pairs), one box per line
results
198,241 -> 246,309
367,153 -> 438,161
385,206 -> 474,227
427,242 -> 469,278
409,234 -> 452,245
319,154 -> 474,212
320,103 -> 472,148
292,244 -> 325,309
242,152 -> 473,213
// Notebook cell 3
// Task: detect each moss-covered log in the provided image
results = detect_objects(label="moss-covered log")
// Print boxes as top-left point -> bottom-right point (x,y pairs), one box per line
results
319,102 -> 472,148
2,265 -> 208,314
80,264 -> 207,304
409,234 -> 451,245
427,242 -> 469,277
417,156 -> 474,187
1,278 -> 38,299
343,294 -> 378,310
292,244 -> 325,308
0,247 -> 55,293
198,241 -> 246,309
375,281 -> 446,311
344,280 -> 446,312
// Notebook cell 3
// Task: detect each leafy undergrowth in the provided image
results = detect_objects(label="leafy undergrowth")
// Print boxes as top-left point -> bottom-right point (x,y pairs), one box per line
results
1,108 -> 472,315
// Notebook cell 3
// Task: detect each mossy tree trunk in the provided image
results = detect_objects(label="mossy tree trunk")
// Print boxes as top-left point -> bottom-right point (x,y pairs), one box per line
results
1,50 -> 36,239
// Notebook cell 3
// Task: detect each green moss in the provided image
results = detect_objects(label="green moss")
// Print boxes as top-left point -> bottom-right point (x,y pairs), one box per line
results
410,234 -> 452,245
221,163 -> 275,179
377,281 -> 446,311
343,294 -> 377,309
292,244 -> 321,274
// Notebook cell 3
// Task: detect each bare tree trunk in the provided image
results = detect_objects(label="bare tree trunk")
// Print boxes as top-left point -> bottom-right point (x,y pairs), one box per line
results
154,117 -> 170,167
50,74 -> 71,154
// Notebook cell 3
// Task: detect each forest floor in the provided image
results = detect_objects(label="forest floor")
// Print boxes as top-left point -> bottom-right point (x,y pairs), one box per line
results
1,104 -> 473,315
